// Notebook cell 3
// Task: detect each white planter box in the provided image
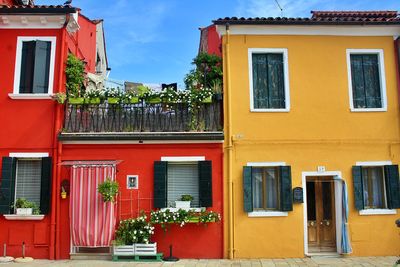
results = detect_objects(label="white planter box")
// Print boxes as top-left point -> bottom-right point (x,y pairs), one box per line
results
175,201 -> 191,209
16,208 -> 32,215
113,243 -> 157,256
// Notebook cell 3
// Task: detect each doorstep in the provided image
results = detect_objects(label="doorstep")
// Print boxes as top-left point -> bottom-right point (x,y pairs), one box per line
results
70,253 -> 111,260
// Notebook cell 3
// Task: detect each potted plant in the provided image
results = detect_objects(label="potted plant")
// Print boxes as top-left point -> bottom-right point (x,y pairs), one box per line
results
14,198 -> 40,215
106,87 -> 123,104
113,214 -> 156,259
145,90 -> 161,104
61,186 -> 67,199
124,89 -> 140,104
65,54 -> 85,104
160,86 -> 179,104
83,87 -> 104,104
53,92 -> 67,104
98,178 -> 119,202
175,194 -> 193,209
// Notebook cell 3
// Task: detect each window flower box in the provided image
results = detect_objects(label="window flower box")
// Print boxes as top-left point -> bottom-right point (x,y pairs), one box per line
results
108,97 -> 120,104
16,208 -> 32,215
146,96 -> 161,104
201,96 -> 212,104
84,97 -> 101,104
68,97 -> 84,105
129,97 -> 139,104
175,200 -> 191,209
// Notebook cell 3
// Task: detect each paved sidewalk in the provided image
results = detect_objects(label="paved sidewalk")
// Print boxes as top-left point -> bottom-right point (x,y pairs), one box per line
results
0,256 -> 398,266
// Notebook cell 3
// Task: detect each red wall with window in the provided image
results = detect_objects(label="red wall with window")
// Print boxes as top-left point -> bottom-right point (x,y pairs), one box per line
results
58,143 -> 224,259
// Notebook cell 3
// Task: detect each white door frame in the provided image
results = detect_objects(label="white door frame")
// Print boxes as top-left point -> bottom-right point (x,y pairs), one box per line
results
302,171 -> 343,256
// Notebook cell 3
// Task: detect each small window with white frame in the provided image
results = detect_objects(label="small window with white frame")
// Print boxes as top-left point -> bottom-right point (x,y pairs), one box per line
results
127,175 -> 138,189
346,49 -> 387,111
248,48 -> 290,112
12,36 -> 56,97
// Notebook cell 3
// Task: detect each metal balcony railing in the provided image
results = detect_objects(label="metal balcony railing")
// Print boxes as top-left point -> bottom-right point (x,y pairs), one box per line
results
63,101 -> 222,133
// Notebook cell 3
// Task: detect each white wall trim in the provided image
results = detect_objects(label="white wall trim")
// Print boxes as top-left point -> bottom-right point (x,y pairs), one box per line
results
9,152 -> 49,158
8,93 -> 53,100
216,25 -> 400,37
13,36 -> 57,96
246,162 -> 286,167
346,49 -> 387,112
359,209 -> 397,215
248,211 -> 288,217
0,14 -> 66,29
161,156 -> 205,162
355,161 -> 392,166
248,48 -> 290,112
302,171 -> 343,256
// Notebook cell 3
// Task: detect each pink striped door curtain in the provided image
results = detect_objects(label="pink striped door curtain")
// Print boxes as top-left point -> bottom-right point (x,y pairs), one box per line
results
70,164 -> 116,247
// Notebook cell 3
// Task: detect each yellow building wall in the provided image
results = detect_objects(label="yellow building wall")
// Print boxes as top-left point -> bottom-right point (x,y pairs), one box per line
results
223,34 -> 400,258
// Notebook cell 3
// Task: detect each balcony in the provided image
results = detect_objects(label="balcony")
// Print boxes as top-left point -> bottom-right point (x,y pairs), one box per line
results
59,100 -> 223,141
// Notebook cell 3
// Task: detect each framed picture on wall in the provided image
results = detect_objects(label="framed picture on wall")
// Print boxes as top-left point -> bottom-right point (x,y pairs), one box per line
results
127,175 -> 138,189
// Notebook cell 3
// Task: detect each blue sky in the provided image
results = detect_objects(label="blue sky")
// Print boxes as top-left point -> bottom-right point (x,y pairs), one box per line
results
38,0 -> 399,86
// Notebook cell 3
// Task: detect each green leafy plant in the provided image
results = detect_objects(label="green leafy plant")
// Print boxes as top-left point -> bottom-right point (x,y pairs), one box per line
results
65,53 -> 85,98
97,178 -> 119,203
180,194 -> 193,201
15,198 -> 40,215
115,213 -> 155,245
53,92 -> 67,104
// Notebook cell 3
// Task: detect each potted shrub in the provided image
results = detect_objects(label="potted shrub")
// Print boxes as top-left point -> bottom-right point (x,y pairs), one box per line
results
83,87 -> 104,104
15,198 -> 40,215
106,87 -> 123,104
175,194 -> 193,209
65,54 -> 85,104
53,92 -> 67,104
124,89 -> 140,104
113,214 -> 156,257
98,178 -> 119,202
160,86 -> 179,104
145,90 -> 161,104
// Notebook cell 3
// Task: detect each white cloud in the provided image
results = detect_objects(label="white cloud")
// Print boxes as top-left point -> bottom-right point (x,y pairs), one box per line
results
235,0 -> 330,18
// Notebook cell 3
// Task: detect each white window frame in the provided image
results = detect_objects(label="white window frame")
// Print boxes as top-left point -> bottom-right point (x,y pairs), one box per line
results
126,175 -> 138,189
346,49 -> 387,112
246,161 -> 288,217
355,161 -> 397,215
248,48 -> 290,112
10,36 -> 57,99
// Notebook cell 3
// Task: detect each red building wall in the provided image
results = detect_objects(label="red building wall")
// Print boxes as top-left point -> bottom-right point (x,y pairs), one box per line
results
58,143 -> 224,259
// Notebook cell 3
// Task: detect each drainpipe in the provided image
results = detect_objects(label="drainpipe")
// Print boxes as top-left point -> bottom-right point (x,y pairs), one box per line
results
49,17 -> 68,260
224,23 -> 235,259
394,38 -> 400,107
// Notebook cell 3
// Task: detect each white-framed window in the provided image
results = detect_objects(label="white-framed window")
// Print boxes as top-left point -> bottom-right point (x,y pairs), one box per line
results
244,162 -> 292,217
353,161 -> 398,215
248,48 -> 290,112
346,49 -> 387,112
127,175 -> 138,189
0,153 -> 52,215
10,36 -> 57,99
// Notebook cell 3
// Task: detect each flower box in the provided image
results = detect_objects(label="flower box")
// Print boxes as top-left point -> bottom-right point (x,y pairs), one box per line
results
146,97 -> 161,104
201,96 -> 212,103
130,97 -> 139,104
108,97 -> 120,104
68,97 -> 84,105
16,208 -> 32,215
85,97 -> 101,104
175,201 -> 191,209
113,243 -> 157,256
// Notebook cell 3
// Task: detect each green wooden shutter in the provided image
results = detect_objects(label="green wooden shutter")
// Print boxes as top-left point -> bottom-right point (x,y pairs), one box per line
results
0,157 -> 16,214
154,161 -> 167,208
352,166 -> 364,210
350,55 -> 366,108
267,54 -> 285,108
252,54 -> 267,109
32,40 -> 51,93
279,166 -> 292,211
199,161 -> 212,207
243,166 -> 253,212
362,54 -> 381,108
384,165 -> 400,209
40,157 -> 52,214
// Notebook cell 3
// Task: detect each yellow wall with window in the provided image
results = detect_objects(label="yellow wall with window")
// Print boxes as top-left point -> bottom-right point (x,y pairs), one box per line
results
223,34 -> 400,258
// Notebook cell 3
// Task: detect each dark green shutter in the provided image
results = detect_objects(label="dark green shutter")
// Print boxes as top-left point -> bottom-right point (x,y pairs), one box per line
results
352,166 -> 364,210
279,166 -> 292,211
0,157 -> 16,214
40,157 -> 52,214
243,166 -> 253,212
32,40 -> 51,93
384,165 -> 400,209
153,161 -> 167,208
350,55 -> 366,108
199,161 -> 212,207
19,41 -> 36,93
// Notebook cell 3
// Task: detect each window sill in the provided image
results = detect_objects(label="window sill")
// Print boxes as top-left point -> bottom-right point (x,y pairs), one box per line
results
8,93 -> 53,100
161,207 -> 205,212
350,107 -> 387,112
248,211 -> 288,217
250,108 -> 290,113
3,214 -> 45,220
359,209 -> 397,216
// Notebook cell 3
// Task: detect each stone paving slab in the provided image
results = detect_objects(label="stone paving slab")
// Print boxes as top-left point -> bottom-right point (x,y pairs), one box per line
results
0,256 -> 397,266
